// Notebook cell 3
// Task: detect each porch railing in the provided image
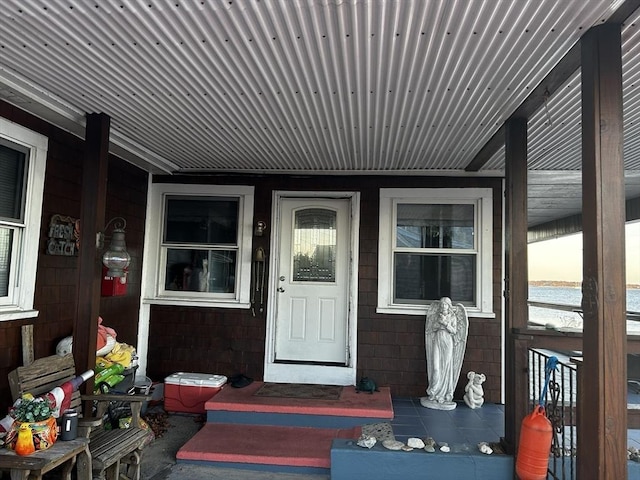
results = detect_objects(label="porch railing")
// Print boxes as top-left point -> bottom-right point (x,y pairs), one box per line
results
528,348 -> 579,480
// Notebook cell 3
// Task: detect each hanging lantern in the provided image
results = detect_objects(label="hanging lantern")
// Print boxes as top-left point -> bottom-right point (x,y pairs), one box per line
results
101,218 -> 131,277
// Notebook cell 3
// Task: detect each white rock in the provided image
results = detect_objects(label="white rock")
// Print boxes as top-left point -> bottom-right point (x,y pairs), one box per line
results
357,434 -> 377,449
382,439 -> 404,451
478,442 -> 493,455
407,437 -> 425,449
439,442 -> 450,453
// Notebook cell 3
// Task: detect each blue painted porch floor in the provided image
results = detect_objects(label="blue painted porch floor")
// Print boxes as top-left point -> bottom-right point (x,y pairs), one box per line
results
333,398 -> 640,480
330,399 -> 513,480
390,397 -> 505,446
393,397 -> 640,452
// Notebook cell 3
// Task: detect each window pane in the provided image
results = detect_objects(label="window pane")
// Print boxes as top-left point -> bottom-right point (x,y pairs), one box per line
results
165,197 -> 238,245
393,253 -> 475,304
0,228 -> 13,296
165,248 -> 236,293
396,204 -> 474,249
292,208 -> 336,282
0,144 -> 26,220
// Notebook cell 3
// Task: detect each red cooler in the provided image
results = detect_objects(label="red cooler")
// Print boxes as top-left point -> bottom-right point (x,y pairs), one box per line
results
164,372 -> 227,414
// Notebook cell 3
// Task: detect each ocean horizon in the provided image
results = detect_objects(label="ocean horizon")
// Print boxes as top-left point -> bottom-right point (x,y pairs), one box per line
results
529,285 -> 640,330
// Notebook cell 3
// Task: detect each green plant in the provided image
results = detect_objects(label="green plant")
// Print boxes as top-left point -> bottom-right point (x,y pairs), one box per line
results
11,396 -> 52,423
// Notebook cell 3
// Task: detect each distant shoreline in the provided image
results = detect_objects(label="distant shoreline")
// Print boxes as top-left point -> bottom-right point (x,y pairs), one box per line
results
530,280 -> 640,289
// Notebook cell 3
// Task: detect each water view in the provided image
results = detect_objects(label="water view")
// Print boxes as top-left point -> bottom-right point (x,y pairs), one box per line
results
529,284 -> 640,331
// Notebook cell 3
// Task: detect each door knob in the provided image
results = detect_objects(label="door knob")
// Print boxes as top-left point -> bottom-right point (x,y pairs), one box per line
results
277,287 -> 285,293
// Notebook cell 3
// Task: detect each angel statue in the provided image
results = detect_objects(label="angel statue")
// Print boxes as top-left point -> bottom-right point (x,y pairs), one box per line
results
420,297 -> 469,410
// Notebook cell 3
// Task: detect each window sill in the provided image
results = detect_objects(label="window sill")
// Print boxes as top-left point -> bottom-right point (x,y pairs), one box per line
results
143,297 -> 251,309
0,309 -> 39,322
376,306 -> 496,318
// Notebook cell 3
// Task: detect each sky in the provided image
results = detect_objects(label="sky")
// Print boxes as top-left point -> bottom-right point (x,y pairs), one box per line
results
528,221 -> 640,284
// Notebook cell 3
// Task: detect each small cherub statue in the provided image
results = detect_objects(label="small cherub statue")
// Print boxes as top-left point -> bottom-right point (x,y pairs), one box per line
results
463,371 -> 486,409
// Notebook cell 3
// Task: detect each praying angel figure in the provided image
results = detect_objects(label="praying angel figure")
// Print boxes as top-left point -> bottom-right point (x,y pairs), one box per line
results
420,297 -> 469,411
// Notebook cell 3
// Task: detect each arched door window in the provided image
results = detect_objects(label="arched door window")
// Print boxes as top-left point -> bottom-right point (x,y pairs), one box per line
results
292,208 -> 336,283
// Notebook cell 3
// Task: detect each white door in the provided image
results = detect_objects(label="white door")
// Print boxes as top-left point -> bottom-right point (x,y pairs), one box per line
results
274,198 -> 350,365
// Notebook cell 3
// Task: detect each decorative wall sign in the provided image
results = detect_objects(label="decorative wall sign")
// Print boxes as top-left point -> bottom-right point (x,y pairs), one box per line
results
46,214 -> 79,256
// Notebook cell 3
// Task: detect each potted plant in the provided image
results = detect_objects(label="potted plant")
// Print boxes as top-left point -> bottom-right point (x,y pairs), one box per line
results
12,396 -> 53,423
6,395 -> 58,454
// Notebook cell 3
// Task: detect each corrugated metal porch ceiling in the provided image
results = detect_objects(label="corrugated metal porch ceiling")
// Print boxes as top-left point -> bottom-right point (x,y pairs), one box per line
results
1,1 -> 640,228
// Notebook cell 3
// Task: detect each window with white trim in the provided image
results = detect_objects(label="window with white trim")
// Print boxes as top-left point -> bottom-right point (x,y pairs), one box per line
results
145,183 -> 254,308
0,118 -> 48,321
378,188 -> 493,316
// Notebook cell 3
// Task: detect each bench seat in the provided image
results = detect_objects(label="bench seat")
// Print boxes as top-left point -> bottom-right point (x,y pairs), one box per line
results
7,354 -> 151,480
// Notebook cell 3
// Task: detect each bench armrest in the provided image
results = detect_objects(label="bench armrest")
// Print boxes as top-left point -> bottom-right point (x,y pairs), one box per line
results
77,416 -> 103,437
81,393 -> 151,428
78,416 -> 103,428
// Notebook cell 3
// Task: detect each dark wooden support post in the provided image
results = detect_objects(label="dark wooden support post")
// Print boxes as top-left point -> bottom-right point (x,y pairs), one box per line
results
503,118 -> 529,455
74,113 -> 110,397
579,24 -> 627,479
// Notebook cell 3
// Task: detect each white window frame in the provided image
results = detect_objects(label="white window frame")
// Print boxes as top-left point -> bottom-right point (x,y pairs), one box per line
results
378,188 -> 494,317
142,183 -> 254,308
0,118 -> 47,321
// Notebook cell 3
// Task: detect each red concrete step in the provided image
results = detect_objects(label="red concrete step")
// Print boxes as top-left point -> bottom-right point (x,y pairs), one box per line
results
177,422 -> 361,471
206,381 -> 393,417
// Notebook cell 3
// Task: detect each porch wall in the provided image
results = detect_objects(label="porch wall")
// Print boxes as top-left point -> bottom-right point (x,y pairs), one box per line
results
0,101 -> 148,414
147,174 -> 504,401
0,97 -> 504,410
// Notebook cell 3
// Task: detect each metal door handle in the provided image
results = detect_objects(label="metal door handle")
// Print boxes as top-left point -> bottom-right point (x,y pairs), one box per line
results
277,287 -> 285,293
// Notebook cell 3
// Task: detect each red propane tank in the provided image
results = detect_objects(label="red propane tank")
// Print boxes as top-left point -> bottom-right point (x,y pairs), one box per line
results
516,405 -> 553,480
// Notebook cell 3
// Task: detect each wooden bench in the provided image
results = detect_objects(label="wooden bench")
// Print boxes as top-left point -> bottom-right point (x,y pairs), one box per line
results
7,354 -> 151,480
0,436 -> 90,480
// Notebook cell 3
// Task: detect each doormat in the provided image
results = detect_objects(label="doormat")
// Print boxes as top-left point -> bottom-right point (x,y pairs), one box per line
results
253,383 -> 342,400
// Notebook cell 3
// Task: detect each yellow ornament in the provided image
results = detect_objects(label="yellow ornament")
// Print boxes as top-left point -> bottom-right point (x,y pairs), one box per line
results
15,423 -> 36,456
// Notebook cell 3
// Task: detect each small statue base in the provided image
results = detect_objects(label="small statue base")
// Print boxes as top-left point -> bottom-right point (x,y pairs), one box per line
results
420,397 -> 457,410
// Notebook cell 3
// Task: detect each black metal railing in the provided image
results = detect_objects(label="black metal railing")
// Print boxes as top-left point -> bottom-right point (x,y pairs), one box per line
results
529,348 -> 579,480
